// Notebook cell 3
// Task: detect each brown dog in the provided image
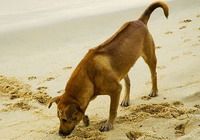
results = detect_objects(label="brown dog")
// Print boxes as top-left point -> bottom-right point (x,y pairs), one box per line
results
49,1 -> 169,136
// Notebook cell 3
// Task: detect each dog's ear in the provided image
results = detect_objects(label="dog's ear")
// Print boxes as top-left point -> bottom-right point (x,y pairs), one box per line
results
48,96 -> 61,108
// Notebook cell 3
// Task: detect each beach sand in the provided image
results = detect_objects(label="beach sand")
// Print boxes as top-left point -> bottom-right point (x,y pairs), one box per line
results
0,0 -> 200,139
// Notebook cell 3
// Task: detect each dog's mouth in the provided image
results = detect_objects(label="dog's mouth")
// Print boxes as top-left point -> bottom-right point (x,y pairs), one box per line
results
59,130 -> 71,137
59,128 -> 74,137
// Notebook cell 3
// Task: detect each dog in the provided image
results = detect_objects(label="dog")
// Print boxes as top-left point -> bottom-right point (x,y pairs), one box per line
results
48,1 -> 169,136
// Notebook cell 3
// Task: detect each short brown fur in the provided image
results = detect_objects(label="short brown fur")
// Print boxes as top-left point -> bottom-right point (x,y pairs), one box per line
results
49,1 -> 169,136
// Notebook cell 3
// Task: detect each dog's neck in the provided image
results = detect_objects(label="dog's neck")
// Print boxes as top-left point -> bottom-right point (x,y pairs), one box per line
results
62,90 -> 91,113
62,50 -> 95,113
63,65 -> 94,112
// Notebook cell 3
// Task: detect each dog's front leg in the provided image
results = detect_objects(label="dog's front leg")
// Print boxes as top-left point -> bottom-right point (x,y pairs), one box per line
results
99,84 -> 122,132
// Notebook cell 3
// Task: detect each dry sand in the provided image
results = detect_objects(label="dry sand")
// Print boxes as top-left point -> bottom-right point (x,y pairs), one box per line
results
0,0 -> 200,139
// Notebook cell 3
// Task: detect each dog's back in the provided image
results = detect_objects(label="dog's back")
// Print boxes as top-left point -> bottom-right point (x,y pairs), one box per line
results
90,1 -> 169,79
94,21 -> 147,79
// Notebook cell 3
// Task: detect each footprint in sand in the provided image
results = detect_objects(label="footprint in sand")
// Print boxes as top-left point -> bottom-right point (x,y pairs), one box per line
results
171,56 -> 179,60
180,19 -> 192,23
192,43 -> 200,47
156,46 -> 162,49
37,86 -> 48,90
34,87 -> 51,105
126,131 -> 143,140
183,91 -> 200,105
57,89 -> 64,94
39,76 -> 56,84
194,104 -> 200,109
165,31 -> 173,35
145,80 -> 151,85
172,101 -> 184,107
183,39 -> 191,43
45,77 -> 55,82
1,101 -> 32,112
28,76 -> 37,81
183,51 -> 193,56
141,96 -> 151,101
179,26 -> 187,30
157,65 -> 166,70
197,15 -> 200,18
33,92 -> 51,105
175,121 -> 189,137
63,66 -> 72,70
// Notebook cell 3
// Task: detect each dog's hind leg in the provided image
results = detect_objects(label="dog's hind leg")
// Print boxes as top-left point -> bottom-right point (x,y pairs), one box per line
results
142,37 -> 158,97
120,74 -> 130,107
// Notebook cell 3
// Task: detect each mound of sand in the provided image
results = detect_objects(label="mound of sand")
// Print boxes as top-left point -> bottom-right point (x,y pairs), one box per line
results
126,130 -> 171,140
0,75 -> 51,111
174,120 -> 190,136
2,101 -> 32,112
34,86 -> 51,105
117,103 -> 196,124
126,131 -> 143,140
67,126 -> 105,140
64,102 -> 199,140
0,75 -> 32,99
33,91 -> 51,105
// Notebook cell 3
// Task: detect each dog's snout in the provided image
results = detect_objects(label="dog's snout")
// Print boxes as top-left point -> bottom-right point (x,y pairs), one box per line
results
59,130 -> 71,136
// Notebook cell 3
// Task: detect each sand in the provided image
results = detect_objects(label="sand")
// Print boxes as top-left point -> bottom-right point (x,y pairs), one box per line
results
0,75 -> 51,111
0,0 -> 200,139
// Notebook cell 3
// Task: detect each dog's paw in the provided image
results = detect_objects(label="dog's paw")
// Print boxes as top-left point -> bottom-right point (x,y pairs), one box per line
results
149,90 -> 158,97
83,115 -> 90,127
120,99 -> 129,107
99,121 -> 113,132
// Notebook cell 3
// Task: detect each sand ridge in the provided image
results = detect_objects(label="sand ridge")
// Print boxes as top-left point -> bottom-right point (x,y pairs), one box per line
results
0,75 -> 51,112
1,75 -> 199,140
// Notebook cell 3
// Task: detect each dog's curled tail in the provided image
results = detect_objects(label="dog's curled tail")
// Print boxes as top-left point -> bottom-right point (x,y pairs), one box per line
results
139,1 -> 169,24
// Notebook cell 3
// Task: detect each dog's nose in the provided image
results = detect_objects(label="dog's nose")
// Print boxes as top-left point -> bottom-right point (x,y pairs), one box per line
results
59,130 -> 71,137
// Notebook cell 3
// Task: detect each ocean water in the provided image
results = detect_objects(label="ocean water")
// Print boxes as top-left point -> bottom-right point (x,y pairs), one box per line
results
0,0 -> 171,31
0,0 -> 173,75
0,0 -> 152,14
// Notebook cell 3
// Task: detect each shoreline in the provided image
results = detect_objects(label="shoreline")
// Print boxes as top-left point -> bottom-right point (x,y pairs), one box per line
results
0,0 -> 174,33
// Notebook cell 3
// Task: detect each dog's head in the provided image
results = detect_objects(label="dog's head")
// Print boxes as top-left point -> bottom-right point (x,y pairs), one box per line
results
48,96 -> 84,136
